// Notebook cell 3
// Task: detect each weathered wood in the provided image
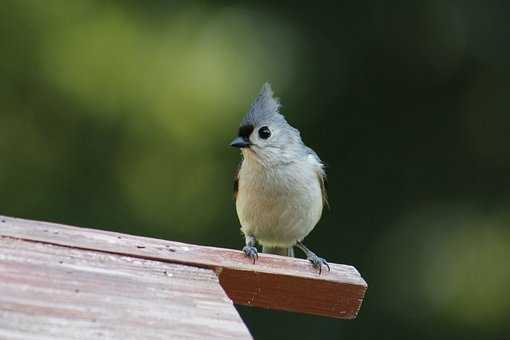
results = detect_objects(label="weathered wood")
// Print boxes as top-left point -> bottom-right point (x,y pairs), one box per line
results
0,237 -> 252,340
0,215 -> 367,319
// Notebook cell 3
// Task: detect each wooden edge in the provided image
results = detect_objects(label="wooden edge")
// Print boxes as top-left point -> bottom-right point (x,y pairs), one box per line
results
0,215 -> 367,319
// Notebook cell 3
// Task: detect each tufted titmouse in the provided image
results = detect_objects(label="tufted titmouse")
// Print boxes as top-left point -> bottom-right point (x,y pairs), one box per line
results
230,83 -> 329,273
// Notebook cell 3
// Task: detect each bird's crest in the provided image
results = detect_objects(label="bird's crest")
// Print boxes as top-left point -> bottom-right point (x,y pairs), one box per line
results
241,82 -> 282,127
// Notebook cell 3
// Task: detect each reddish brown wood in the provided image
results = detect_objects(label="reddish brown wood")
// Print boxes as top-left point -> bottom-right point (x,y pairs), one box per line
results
219,268 -> 364,318
0,237 -> 252,340
0,215 -> 367,319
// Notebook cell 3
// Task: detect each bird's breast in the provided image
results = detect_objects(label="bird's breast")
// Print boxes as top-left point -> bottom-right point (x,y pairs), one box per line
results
236,160 -> 323,247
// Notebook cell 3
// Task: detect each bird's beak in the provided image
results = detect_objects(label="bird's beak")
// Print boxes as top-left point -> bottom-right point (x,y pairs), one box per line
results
230,136 -> 251,148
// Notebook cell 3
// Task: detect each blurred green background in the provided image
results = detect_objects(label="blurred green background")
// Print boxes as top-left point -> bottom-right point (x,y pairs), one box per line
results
1,1 -> 509,339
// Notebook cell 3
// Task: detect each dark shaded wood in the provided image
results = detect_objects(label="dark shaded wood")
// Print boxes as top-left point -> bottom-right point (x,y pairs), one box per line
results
0,237 -> 252,340
0,215 -> 367,319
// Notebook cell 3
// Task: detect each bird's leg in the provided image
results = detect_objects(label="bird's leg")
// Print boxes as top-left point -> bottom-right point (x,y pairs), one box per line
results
242,234 -> 258,264
295,241 -> 330,274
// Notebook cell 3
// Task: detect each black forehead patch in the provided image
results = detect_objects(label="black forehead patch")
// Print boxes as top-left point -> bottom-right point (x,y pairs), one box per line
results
238,124 -> 254,138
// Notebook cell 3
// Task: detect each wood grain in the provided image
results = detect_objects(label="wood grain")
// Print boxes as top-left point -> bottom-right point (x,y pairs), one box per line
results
0,237 -> 252,340
0,215 -> 367,319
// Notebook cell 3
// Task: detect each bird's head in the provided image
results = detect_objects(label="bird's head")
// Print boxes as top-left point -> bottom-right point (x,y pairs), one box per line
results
230,82 -> 303,166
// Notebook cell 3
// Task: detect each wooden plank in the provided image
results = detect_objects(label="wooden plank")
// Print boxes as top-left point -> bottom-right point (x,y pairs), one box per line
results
0,237 -> 252,340
0,215 -> 367,319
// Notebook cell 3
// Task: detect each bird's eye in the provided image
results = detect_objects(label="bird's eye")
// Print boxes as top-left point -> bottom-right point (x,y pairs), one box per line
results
258,126 -> 271,139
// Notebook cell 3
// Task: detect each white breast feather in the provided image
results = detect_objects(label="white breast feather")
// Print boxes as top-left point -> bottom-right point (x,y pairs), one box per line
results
236,155 -> 323,247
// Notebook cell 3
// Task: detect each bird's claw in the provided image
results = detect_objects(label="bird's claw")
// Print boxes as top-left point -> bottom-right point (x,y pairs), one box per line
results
308,254 -> 330,275
242,245 -> 258,264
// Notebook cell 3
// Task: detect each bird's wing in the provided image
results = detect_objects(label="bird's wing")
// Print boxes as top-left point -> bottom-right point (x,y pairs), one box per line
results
305,146 -> 329,209
317,169 -> 329,209
233,161 -> 242,202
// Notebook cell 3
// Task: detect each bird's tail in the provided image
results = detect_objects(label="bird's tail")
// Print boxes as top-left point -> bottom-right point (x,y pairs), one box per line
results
262,246 -> 294,257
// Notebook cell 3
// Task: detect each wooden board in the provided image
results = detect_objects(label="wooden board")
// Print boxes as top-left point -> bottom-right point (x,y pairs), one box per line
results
0,237 -> 252,340
0,215 -> 367,319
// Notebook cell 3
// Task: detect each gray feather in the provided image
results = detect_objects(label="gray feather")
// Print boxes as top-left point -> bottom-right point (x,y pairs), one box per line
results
306,146 -> 328,207
241,82 -> 285,127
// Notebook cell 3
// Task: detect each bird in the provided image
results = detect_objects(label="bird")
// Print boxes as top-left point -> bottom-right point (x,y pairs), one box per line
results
230,82 -> 330,273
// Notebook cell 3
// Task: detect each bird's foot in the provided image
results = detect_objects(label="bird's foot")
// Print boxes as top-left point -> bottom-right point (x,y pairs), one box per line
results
242,245 -> 258,264
295,241 -> 330,275
306,253 -> 330,275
